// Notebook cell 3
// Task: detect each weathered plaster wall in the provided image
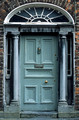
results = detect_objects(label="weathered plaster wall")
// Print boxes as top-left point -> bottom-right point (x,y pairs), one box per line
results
0,0 -> 79,110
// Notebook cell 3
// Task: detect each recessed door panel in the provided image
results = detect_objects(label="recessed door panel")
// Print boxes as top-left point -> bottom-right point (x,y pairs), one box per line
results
24,85 -> 37,103
20,36 -> 58,111
25,38 -> 36,63
42,39 -> 53,63
41,85 -> 54,103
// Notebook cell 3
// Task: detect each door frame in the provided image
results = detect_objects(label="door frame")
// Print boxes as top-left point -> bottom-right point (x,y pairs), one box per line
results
3,24 -> 74,112
3,2 -> 75,113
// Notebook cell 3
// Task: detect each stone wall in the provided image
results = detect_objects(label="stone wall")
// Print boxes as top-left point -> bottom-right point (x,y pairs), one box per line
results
0,0 -> 79,110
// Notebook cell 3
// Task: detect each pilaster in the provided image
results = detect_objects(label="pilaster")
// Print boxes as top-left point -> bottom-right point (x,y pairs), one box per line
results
13,33 -> 19,102
58,30 -> 68,114
59,34 -> 67,103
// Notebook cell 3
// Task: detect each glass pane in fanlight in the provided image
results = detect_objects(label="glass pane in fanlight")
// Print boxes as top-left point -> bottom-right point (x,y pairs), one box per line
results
10,15 -> 27,22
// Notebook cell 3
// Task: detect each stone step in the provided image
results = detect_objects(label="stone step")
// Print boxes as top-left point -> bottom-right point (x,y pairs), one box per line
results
20,111 -> 57,118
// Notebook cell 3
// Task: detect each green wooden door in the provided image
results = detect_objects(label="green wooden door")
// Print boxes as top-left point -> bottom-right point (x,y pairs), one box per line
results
20,36 -> 58,111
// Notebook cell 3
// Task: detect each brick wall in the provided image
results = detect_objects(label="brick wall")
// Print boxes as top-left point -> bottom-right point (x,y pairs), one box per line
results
0,24 -> 3,110
75,0 -> 79,110
0,0 -> 79,110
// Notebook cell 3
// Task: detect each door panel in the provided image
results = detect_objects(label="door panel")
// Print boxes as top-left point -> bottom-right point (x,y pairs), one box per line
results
25,38 -> 36,63
20,36 -> 58,111
42,39 -> 53,63
41,85 -> 54,103
24,85 -> 37,103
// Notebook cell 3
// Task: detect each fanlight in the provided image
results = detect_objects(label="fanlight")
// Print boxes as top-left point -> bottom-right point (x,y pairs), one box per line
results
10,7 -> 69,23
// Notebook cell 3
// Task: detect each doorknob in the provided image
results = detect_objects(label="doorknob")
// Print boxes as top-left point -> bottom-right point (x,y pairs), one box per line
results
45,80 -> 48,83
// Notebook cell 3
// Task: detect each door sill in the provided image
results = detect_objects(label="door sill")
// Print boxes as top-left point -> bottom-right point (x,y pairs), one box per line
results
20,111 -> 58,118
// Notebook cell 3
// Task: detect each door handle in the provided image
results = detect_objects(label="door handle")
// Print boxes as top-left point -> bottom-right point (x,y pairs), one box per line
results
37,48 -> 41,54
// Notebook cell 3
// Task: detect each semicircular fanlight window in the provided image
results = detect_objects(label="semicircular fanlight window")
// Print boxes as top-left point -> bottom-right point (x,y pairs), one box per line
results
10,7 -> 69,23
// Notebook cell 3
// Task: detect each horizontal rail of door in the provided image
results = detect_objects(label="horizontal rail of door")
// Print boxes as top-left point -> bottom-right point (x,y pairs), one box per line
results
24,69 -> 55,77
